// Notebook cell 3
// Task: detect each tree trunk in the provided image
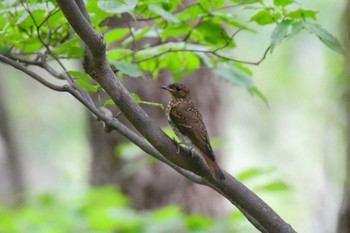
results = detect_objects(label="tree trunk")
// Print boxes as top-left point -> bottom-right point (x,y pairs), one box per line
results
337,1 -> 350,232
0,77 -> 25,206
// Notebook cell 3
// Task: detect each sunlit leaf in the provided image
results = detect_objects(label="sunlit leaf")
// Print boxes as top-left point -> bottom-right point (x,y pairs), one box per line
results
97,0 -> 137,15
255,180 -> 291,192
237,168 -> 274,181
304,22 -> 344,55
104,99 -> 115,107
193,19 -> 232,47
109,60 -> 143,78
115,143 -> 143,159
131,93 -> 164,109
107,48 -> 133,60
186,214 -> 214,230
250,86 -> 269,106
16,2 -> 55,25
153,206 -> 182,220
250,9 -> 281,25
270,19 -> 292,52
274,0 -> 294,7
54,38 -> 83,57
75,79 -> 99,92
148,4 -> 179,23
214,63 -> 253,89
199,0 -> 225,11
290,21 -> 304,38
162,127 -> 180,142
67,70 -> 92,80
108,209 -> 144,231
287,8 -> 318,20
105,28 -> 130,45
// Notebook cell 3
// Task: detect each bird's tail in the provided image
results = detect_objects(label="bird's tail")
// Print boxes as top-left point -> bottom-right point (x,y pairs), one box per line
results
202,155 -> 225,180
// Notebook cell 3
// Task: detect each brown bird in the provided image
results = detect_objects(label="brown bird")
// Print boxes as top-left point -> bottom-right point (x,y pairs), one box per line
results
162,83 -> 225,180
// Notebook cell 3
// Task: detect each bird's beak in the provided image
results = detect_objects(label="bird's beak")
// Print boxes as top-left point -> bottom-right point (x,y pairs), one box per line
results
161,86 -> 171,91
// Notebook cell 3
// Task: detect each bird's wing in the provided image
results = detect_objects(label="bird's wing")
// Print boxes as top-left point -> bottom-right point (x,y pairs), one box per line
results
169,101 -> 216,161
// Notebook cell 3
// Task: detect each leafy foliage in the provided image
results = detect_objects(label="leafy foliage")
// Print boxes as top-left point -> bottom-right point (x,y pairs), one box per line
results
237,167 -> 291,192
0,1 -> 339,231
0,179 -> 290,233
0,0 -> 343,104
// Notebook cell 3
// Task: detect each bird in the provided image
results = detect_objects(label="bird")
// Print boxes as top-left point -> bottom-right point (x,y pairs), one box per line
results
162,83 -> 225,180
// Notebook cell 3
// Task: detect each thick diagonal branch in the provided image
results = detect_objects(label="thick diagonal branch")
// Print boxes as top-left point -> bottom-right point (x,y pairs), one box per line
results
56,1 -> 297,232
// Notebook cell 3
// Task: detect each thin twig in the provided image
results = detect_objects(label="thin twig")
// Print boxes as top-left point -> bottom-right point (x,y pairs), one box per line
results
213,28 -> 242,53
19,0 -> 74,84
0,53 -> 203,184
0,54 -> 66,92
132,44 -> 271,65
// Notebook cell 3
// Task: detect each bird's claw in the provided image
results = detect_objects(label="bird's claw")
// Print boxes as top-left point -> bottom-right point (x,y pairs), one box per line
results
190,148 -> 195,158
170,137 -> 181,154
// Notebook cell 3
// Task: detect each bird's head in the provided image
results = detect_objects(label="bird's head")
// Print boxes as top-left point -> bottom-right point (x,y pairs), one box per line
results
162,83 -> 190,99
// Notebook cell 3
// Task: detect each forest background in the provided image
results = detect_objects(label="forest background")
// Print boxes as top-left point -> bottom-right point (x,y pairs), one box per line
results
0,0 -> 347,233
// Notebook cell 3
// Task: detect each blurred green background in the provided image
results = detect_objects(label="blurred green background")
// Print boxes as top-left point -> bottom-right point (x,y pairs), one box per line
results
0,0 -> 347,232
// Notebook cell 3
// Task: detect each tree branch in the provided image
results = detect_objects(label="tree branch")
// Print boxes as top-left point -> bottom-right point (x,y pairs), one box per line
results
0,54 -> 66,92
133,44 -> 271,65
1,51 -> 271,231
55,1 -> 297,233
1,1 -> 297,232
0,54 -> 204,184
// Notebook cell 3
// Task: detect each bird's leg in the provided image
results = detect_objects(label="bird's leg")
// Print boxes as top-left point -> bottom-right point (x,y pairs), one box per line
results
170,137 -> 183,153
170,137 -> 193,155
177,141 -> 196,158
189,147 -> 195,158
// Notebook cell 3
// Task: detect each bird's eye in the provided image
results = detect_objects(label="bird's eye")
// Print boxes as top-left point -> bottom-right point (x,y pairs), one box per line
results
176,87 -> 181,91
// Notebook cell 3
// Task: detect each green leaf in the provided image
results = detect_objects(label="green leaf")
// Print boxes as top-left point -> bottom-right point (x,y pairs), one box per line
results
287,8 -> 318,20
237,168 -> 273,181
131,93 -> 164,109
270,20 -> 292,52
199,0 -> 225,11
148,4 -> 179,23
193,20 -> 232,47
67,70 -> 92,80
159,52 -> 201,80
255,180 -> 291,192
109,60 -> 143,78
75,79 -> 99,92
115,143 -> 143,159
16,2 -> 55,25
69,70 -> 99,92
250,86 -> 269,106
304,22 -> 344,55
230,0 -> 262,3
97,0 -> 137,15
290,21 -> 304,38
214,63 -> 254,89
105,28 -> 130,45
152,206 -> 182,220
104,99 -> 115,107
122,27 -> 152,46
214,63 -> 269,104
107,48 -> 133,60
162,127 -> 180,142
274,0 -> 294,7
54,38 -> 83,57
186,214 -> 214,230
160,24 -> 192,41
250,9 -> 281,25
